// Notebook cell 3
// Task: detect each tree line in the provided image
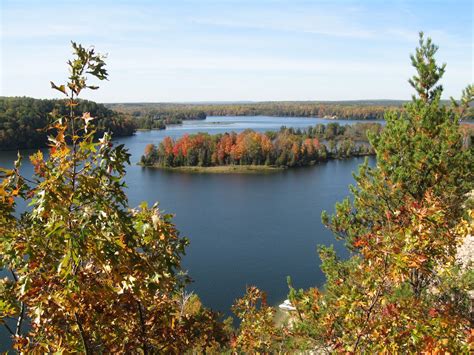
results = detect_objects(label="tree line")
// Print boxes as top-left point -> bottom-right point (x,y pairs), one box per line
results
0,97 -> 136,149
141,122 -> 381,168
110,100 -> 403,121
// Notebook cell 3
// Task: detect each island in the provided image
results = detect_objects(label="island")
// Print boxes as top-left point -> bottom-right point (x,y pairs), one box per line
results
140,122 -> 382,172
134,110 -> 206,130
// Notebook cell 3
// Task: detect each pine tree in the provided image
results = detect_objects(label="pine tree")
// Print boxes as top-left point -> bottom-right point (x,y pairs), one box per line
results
287,33 -> 473,352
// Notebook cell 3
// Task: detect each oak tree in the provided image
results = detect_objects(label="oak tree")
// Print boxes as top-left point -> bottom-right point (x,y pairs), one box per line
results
0,42 -> 228,353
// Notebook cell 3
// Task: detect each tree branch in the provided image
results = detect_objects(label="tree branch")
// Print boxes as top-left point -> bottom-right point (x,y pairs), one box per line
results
74,312 -> 90,355
353,287 -> 382,353
15,301 -> 25,336
137,300 -> 148,355
3,322 -> 15,336
10,268 -> 18,282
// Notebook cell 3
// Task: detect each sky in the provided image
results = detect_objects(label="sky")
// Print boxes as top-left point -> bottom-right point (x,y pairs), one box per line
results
0,0 -> 472,103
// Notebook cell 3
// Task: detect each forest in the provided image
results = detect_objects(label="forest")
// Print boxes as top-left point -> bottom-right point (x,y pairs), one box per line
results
111,100 -> 473,130
0,97 -> 136,149
109,100 -> 403,121
141,122 -> 381,168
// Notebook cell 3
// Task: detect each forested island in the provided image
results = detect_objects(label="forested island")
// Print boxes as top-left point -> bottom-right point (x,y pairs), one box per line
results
0,97 -> 136,149
134,110 -> 207,130
140,122 -> 381,170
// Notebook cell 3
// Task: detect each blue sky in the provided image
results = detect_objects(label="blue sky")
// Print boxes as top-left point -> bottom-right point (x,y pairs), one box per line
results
0,0 -> 472,102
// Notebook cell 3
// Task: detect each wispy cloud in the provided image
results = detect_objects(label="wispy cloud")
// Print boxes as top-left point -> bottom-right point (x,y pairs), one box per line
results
1,0 -> 471,101
193,17 -> 377,40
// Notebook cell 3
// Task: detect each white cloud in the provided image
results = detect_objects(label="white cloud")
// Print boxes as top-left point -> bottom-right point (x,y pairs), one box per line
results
0,0 -> 471,101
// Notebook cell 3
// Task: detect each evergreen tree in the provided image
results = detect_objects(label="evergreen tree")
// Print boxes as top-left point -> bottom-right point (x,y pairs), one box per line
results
286,33 -> 473,352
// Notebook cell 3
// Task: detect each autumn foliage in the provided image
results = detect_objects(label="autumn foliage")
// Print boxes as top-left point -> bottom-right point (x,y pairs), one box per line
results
229,33 -> 473,353
0,34 -> 472,354
141,123 -> 381,168
285,33 -> 474,352
0,42 -> 228,353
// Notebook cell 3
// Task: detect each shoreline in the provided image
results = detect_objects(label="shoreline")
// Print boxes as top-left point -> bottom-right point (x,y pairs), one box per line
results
138,155 -> 376,174
139,164 -> 287,174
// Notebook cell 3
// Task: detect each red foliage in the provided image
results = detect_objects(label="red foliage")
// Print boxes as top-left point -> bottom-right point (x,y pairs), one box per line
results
144,144 -> 155,157
162,137 -> 174,155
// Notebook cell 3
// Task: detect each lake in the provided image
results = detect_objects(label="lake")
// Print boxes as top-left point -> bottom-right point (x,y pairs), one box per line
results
0,116 -> 376,348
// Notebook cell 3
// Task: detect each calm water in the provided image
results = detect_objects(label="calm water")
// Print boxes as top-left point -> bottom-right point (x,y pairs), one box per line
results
0,116 -> 375,348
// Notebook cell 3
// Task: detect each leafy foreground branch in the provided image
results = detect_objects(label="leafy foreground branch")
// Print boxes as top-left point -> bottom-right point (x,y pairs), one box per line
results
0,42 -> 229,353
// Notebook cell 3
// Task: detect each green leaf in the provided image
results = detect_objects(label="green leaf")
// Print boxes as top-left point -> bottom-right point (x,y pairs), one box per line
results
50,81 -> 67,95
